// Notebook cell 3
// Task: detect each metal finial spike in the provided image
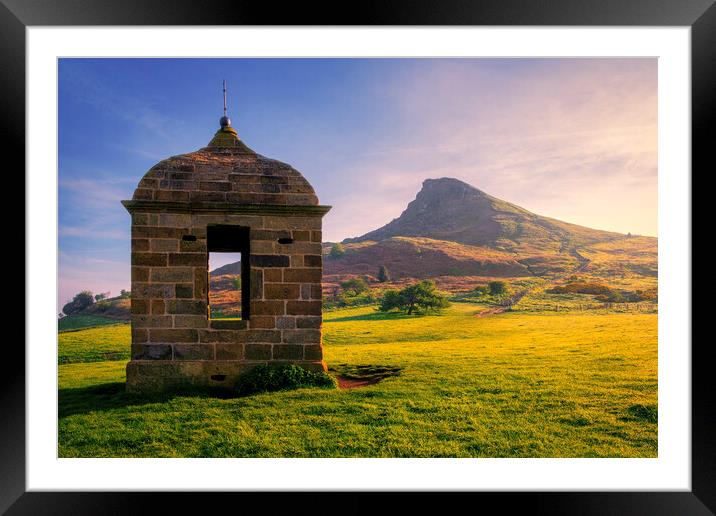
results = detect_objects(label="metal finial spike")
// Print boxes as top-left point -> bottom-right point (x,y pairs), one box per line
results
220,79 -> 231,129
223,80 -> 227,117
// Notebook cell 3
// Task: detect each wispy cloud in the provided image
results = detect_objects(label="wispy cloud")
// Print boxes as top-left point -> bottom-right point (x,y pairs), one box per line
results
321,58 -> 657,241
59,177 -> 131,206
60,61 -> 185,140
59,225 -> 126,239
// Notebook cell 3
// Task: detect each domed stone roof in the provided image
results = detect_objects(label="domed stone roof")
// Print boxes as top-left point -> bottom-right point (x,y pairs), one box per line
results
131,124 -> 319,206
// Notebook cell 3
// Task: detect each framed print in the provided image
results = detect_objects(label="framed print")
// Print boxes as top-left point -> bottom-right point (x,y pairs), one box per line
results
5,0 -> 713,513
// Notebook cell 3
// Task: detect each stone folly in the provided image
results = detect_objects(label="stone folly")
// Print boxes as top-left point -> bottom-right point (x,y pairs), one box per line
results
122,115 -> 331,393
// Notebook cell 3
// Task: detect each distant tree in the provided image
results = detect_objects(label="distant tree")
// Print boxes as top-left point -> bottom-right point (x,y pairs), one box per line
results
94,293 -> 106,302
340,277 -> 369,296
488,281 -> 507,295
62,290 -> 95,315
377,265 -> 391,283
329,243 -> 346,259
119,289 -> 131,299
378,280 -> 450,315
379,289 -> 404,312
232,276 -> 242,290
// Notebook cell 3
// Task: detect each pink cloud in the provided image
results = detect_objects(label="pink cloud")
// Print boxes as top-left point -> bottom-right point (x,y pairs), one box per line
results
320,59 -> 657,241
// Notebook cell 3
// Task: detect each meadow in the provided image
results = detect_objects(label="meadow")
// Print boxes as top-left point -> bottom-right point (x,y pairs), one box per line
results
58,314 -> 124,333
58,303 -> 657,458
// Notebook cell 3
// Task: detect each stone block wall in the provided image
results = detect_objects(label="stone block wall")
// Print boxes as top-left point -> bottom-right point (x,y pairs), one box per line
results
126,209 -> 325,392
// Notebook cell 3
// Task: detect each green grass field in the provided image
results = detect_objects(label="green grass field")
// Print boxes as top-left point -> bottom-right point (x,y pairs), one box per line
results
58,324 -> 130,364
58,303 -> 657,458
58,314 -> 125,333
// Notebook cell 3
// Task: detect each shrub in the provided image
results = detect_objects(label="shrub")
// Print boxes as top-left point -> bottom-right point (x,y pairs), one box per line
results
596,288 -> 658,303
377,265 -> 391,283
548,281 -> 612,296
235,364 -> 337,396
93,300 -> 112,312
340,277 -> 369,295
378,280 -> 450,315
329,243 -> 346,259
232,276 -> 242,290
62,290 -> 95,315
488,281 -> 507,295
324,288 -> 378,309
472,285 -> 489,295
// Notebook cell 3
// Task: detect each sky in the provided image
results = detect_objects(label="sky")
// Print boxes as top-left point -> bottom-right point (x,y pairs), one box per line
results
58,58 -> 657,307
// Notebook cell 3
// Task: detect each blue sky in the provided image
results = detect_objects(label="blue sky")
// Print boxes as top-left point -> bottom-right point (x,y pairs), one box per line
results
58,58 -> 657,307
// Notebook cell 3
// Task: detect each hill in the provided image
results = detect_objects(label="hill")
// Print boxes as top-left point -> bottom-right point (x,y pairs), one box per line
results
344,177 -> 620,253
205,177 -> 655,293
323,236 -> 579,281
323,177 -> 645,283
59,295 -> 131,332
211,261 -> 241,276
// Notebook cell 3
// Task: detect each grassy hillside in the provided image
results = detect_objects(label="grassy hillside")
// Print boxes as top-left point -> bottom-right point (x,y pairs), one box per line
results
579,236 -> 658,290
323,236 -> 586,285
325,237 -> 536,280
209,273 -> 242,318
59,314 -> 125,333
58,304 -> 657,458
61,296 -> 131,327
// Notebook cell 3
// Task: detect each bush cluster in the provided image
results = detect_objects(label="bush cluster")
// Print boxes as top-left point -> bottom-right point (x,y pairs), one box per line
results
235,364 -> 337,396
548,281 -> 657,303
62,291 -> 95,316
340,277 -> 369,295
379,280 -> 450,315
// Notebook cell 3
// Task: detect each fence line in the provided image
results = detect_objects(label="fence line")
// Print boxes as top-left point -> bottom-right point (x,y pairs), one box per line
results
510,302 -> 658,312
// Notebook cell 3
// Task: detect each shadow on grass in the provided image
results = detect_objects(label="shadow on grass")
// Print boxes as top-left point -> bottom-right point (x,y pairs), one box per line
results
328,363 -> 402,381
58,382 -> 235,419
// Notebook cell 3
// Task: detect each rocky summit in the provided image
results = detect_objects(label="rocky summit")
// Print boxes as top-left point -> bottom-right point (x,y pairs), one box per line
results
344,177 -> 618,253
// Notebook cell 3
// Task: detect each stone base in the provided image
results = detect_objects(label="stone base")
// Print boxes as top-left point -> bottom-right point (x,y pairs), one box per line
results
125,359 -> 328,394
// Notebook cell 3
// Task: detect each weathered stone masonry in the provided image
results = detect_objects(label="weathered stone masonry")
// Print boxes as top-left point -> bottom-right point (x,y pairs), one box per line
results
122,119 -> 330,393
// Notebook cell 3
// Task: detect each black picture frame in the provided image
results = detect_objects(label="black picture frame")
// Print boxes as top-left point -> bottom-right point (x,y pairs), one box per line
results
4,0 -> 712,514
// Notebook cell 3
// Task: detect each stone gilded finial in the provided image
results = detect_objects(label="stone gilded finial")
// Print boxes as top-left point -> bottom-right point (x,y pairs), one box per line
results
209,79 -> 245,148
